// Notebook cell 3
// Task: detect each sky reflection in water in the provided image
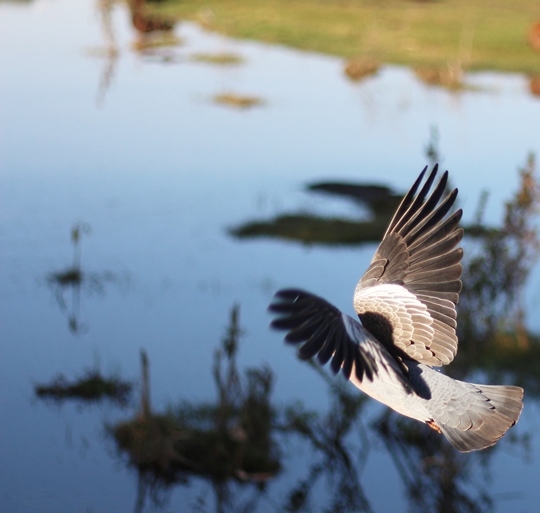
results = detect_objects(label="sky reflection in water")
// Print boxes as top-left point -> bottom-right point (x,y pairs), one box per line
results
1,0 -> 540,512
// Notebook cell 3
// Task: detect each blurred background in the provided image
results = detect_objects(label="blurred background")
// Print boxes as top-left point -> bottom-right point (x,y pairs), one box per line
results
1,1 -> 540,512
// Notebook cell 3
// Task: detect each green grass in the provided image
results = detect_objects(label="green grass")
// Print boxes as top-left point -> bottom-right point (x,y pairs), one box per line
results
150,0 -> 540,74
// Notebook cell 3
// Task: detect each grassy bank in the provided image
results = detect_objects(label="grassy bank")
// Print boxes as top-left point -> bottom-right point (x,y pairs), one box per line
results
150,0 -> 540,74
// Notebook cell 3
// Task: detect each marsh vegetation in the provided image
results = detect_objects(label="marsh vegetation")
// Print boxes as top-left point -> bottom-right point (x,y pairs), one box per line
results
150,0 -> 540,74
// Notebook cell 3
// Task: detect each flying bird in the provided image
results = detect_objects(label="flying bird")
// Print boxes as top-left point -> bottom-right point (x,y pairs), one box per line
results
269,166 -> 524,452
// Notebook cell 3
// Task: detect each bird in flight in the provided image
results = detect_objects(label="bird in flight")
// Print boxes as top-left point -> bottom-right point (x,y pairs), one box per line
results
269,166 -> 523,452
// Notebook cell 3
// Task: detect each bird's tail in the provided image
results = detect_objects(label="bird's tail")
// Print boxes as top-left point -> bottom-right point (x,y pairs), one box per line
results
435,383 -> 524,452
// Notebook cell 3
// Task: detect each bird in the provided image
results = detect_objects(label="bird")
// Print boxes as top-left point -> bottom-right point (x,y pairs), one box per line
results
269,165 -> 524,452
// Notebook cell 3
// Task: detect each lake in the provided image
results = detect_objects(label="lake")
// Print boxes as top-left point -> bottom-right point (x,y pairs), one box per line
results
1,1 -> 540,512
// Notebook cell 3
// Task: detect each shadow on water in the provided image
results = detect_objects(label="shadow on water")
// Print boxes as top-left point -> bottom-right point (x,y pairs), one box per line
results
46,222 -> 127,335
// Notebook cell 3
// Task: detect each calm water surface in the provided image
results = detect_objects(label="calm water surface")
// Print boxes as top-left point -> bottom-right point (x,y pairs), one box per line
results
1,1 -> 540,512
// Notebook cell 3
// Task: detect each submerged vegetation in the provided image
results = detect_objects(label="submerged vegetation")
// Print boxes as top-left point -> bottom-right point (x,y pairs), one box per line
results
150,0 -> 540,74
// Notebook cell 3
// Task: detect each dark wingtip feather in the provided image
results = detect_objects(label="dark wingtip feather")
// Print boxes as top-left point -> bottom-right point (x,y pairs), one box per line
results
268,288 -> 377,383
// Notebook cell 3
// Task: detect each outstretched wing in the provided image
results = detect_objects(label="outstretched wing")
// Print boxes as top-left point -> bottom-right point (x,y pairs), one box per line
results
354,165 -> 463,366
269,288 -> 410,388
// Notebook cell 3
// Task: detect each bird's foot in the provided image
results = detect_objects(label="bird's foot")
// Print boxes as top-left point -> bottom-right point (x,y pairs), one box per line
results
427,419 -> 442,433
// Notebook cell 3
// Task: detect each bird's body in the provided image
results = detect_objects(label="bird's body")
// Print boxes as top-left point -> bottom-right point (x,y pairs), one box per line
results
269,166 -> 524,452
351,345 -> 523,452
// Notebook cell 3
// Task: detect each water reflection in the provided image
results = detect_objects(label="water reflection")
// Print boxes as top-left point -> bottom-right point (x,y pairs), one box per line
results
414,65 -> 465,91
27,161 -> 540,511
280,366 -> 372,513
46,222 -> 126,334
454,155 -> 540,401
229,183 -> 401,246
105,304 -> 524,513
109,305 -> 378,512
35,369 -> 132,406
231,128 -> 447,246
129,0 -> 174,35
94,0 -> 180,104
529,76 -> 540,98
227,154 -> 539,512
111,308 -> 281,513
343,57 -> 380,82
95,0 -> 119,105
39,158 -> 540,512
373,411 -> 495,513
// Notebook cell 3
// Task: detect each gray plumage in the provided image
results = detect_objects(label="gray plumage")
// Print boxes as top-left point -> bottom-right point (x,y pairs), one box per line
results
269,166 -> 524,452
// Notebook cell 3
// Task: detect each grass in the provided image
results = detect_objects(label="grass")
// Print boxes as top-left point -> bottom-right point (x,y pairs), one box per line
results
150,0 -> 540,74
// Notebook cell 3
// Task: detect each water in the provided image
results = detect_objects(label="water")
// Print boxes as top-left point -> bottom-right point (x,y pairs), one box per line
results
1,1 -> 540,512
